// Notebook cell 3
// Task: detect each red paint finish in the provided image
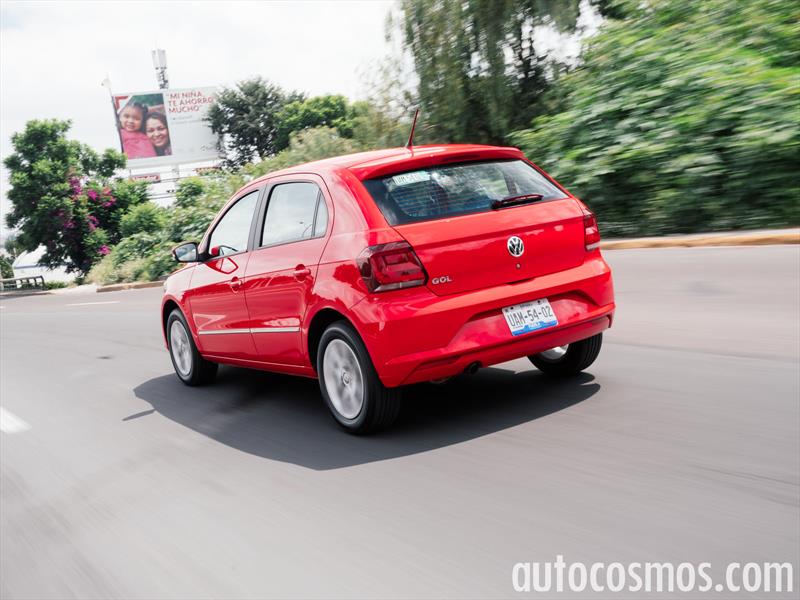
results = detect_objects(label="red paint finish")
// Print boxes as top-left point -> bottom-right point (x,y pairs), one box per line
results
188,253 -> 259,361
396,198 -> 586,296
161,144 -> 616,386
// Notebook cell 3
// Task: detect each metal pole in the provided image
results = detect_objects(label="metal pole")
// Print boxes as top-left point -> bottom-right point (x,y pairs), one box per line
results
102,76 -> 123,154
152,49 -> 169,90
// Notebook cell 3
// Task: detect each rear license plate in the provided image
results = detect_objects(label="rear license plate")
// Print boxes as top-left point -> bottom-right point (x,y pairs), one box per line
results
502,298 -> 558,336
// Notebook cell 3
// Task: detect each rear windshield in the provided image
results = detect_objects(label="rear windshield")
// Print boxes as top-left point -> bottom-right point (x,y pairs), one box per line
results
362,159 -> 566,226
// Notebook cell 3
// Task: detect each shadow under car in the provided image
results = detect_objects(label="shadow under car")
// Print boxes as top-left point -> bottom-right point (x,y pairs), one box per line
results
131,364 -> 600,470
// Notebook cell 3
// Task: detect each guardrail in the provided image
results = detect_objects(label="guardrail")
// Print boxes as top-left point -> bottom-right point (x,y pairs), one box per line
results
0,275 -> 45,292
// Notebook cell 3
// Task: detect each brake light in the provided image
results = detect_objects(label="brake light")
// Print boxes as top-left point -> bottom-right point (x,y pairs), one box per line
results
357,241 -> 428,292
583,211 -> 601,251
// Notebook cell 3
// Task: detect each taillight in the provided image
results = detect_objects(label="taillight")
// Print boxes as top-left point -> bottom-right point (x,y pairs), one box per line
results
357,241 -> 428,292
583,210 -> 601,251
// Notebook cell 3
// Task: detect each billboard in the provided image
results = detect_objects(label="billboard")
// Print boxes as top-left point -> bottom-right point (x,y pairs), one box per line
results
112,86 -> 219,167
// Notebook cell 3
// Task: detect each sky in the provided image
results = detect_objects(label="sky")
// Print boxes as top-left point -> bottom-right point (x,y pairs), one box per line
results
0,0 -> 396,239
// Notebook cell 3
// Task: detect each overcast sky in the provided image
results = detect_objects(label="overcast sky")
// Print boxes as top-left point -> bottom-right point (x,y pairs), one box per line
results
0,0 -> 395,238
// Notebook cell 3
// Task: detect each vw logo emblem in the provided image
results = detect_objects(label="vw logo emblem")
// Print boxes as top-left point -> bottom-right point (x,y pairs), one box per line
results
507,236 -> 524,257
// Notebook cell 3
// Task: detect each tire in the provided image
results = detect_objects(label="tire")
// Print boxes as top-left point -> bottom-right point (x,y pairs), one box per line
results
528,333 -> 603,377
317,321 -> 401,434
167,309 -> 218,386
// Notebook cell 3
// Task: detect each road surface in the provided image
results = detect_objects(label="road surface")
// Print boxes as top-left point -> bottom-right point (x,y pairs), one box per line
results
1,246 -> 798,598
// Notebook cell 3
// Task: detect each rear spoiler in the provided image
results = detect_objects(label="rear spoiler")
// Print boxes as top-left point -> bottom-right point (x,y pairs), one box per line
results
348,147 -> 525,181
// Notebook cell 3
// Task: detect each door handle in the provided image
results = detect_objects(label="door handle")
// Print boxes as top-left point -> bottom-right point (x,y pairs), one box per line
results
229,276 -> 243,291
293,265 -> 312,279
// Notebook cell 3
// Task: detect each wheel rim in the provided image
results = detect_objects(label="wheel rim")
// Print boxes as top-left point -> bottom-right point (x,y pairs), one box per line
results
322,339 -> 364,420
539,345 -> 569,361
169,320 -> 193,377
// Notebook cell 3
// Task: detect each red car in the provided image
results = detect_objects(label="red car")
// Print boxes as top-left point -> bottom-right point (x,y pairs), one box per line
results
162,144 -> 615,433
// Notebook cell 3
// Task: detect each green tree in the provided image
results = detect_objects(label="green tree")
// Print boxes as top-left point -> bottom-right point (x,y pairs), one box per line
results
511,0 -> 800,236
2,233 -> 25,261
0,255 -> 13,279
207,77 -> 304,169
275,95 -> 358,151
4,119 -> 148,274
396,0 -> 592,145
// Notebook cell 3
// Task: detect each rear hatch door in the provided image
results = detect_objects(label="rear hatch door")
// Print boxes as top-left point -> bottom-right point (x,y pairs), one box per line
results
394,199 -> 585,296
360,158 -> 586,296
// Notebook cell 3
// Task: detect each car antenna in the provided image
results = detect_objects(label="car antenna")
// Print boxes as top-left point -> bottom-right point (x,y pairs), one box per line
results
406,108 -> 420,150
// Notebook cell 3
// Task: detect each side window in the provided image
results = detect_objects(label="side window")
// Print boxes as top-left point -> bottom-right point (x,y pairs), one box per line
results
208,190 -> 259,256
261,182 -> 325,247
313,196 -> 328,237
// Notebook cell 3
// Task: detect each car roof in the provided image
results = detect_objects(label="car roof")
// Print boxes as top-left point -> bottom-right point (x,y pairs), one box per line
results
248,143 -> 526,184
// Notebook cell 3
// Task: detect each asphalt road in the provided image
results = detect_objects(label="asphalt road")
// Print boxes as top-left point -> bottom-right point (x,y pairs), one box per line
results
1,246 -> 798,599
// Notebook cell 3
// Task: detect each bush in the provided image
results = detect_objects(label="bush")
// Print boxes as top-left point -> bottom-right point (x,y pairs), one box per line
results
86,254 -> 119,285
110,232 -> 163,267
510,0 -> 800,236
244,127 -> 360,179
0,255 -> 13,279
120,202 -> 166,237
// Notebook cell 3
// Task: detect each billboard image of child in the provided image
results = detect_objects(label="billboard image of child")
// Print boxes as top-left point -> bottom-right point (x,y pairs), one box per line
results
114,93 -> 169,160
112,87 -> 219,167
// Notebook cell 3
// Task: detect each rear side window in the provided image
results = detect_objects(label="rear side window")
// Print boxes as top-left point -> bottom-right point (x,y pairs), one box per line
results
261,182 -> 326,247
362,159 -> 565,226
208,190 -> 259,256
313,197 -> 328,237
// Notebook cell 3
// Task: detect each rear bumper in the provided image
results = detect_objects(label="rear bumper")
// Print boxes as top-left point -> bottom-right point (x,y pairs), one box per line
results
350,254 -> 615,387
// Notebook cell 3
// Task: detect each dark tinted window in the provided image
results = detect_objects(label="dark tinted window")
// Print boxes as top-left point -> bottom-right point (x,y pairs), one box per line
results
362,159 -> 565,226
208,190 -> 259,255
261,182 -> 323,246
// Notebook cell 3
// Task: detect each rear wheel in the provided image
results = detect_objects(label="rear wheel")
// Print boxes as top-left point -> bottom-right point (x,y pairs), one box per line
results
528,333 -> 603,377
167,309 -> 218,386
317,321 -> 401,434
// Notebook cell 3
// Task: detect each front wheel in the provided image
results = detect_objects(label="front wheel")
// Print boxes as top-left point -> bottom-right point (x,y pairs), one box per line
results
317,321 -> 401,434
167,309 -> 218,386
528,333 -> 603,377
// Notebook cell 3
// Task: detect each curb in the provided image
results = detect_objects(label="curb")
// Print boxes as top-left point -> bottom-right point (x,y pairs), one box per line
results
97,281 -> 164,293
0,290 -> 53,298
600,231 -> 799,250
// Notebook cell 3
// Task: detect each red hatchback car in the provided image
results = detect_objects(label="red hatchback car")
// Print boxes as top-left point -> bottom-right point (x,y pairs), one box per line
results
162,144 -> 615,433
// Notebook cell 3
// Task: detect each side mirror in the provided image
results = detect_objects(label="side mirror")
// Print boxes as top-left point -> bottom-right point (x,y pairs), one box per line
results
172,242 -> 199,263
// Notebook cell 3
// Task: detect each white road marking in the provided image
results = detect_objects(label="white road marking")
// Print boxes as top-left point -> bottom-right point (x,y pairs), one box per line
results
0,407 -> 30,434
65,301 -> 120,307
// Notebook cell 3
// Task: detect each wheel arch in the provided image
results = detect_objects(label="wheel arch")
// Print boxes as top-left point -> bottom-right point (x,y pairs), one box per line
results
161,296 -> 197,347
306,307 -> 362,373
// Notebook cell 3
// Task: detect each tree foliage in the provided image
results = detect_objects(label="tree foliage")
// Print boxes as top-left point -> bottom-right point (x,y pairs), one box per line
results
207,77 -> 304,169
275,95 -> 359,151
0,256 -> 13,279
4,119 -> 148,274
2,233 -> 25,261
119,202 -> 167,237
511,0 -> 800,236
397,0 -> 593,144
207,77 -> 373,168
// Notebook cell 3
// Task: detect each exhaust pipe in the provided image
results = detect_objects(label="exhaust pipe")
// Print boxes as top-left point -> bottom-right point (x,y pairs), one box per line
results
464,361 -> 481,375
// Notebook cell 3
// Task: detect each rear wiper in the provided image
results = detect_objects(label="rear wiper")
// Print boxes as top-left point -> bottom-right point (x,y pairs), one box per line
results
491,193 -> 543,210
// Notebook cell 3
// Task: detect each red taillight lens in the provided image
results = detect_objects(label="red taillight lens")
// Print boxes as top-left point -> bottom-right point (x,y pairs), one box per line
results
583,211 -> 601,251
357,241 -> 427,292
